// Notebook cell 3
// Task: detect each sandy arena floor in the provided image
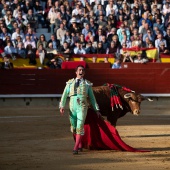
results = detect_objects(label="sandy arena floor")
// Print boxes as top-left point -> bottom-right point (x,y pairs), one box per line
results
0,101 -> 170,170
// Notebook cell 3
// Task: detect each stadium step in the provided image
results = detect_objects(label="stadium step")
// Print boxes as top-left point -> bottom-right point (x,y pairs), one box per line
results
36,28 -> 48,33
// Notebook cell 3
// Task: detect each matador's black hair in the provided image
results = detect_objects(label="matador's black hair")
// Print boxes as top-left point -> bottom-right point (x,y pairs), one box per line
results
75,65 -> 85,71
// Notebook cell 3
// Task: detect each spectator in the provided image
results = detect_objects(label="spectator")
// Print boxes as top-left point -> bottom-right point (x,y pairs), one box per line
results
107,27 -> 117,43
0,27 -> 11,41
165,28 -> 170,47
36,43 -> 46,65
61,30 -> 72,46
60,41 -> 72,54
134,53 -> 149,63
89,36 -> 98,50
46,58 -> 61,69
37,34 -> 47,49
143,29 -> 155,43
131,28 -> 142,47
44,43 -> 56,63
73,41 -> 86,54
24,34 -> 36,49
47,34 -> 60,51
1,56 -> 13,69
34,0 -> 46,28
112,58 -> 122,69
48,6 -> 57,34
106,41 -> 118,54
159,42 -> 170,54
121,34 -> 131,48
70,18 -> 81,34
138,12 -> 152,27
79,33 -> 86,48
13,35 -> 23,48
122,52 -> 134,63
153,18 -> 164,32
11,27 -> 25,42
97,41 -> 106,54
26,44 -> 37,65
155,33 -> 167,49
25,9 -> 38,29
85,41 -> 96,54
117,23 -> 130,43
26,28 -> 37,42
82,23 -> 95,38
4,40 -> 17,60
56,23 -> 67,43
16,42 -> 26,59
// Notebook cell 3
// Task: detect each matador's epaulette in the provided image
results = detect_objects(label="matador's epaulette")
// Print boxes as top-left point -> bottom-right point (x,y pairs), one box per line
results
66,78 -> 74,84
85,79 -> 93,86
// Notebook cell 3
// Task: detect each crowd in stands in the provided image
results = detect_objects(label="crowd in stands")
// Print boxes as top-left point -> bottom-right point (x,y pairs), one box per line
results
0,0 -> 170,69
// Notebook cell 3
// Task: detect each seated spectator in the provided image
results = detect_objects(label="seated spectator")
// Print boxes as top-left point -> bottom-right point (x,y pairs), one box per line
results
155,33 -> 167,49
47,34 -> 60,51
101,35 -> 109,51
26,28 -> 38,42
1,56 -> 13,69
73,41 -> 86,54
11,27 -> 25,43
134,53 -> 149,63
122,52 -> 134,63
60,41 -> 72,54
26,44 -> 37,65
97,41 -> 106,54
46,42 -> 58,57
61,30 -> 72,46
25,9 -> 38,29
111,34 -> 121,50
143,29 -> 155,43
106,41 -> 118,54
165,28 -> 170,47
143,36 -> 153,48
0,27 -> 11,41
120,43 -> 133,63
37,34 -> 47,49
107,27 -> 117,43
131,29 -> 142,47
139,22 -> 149,37
79,33 -> 86,48
159,42 -> 170,54
34,0 -> 46,28
85,41 -> 96,54
112,58 -> 122,69
24,34 -> 36,49
153,18 -> 165,33
89,36 -> 98,50
56,23 -> 67,43
13,35 -> 23,48
117,23 -> 130,43
16,42 -> 26,59
4,40 -> 17,60
48,6 -> 57,34
46,58 -> 61,69
82,23 -> 95,38
36,44 -> 46,65
121,34 -> 131,48
138,12 -> 152,28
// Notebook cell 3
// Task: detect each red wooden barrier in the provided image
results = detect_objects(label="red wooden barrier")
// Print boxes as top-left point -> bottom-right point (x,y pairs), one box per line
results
0,63 -> 170,95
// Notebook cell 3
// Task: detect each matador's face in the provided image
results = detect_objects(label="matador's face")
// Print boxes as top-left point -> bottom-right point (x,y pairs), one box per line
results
76,66 -> 85,79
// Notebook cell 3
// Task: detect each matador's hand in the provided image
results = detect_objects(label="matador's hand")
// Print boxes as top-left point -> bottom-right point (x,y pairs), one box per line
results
96,111 -> 102,118
60,108 -> 64,116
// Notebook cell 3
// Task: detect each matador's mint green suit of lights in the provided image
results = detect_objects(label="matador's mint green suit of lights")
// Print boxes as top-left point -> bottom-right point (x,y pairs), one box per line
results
59,78 -> 99,135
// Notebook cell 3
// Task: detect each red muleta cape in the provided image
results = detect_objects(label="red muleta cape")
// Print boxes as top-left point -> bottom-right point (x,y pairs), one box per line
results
81,109 -> 150,152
